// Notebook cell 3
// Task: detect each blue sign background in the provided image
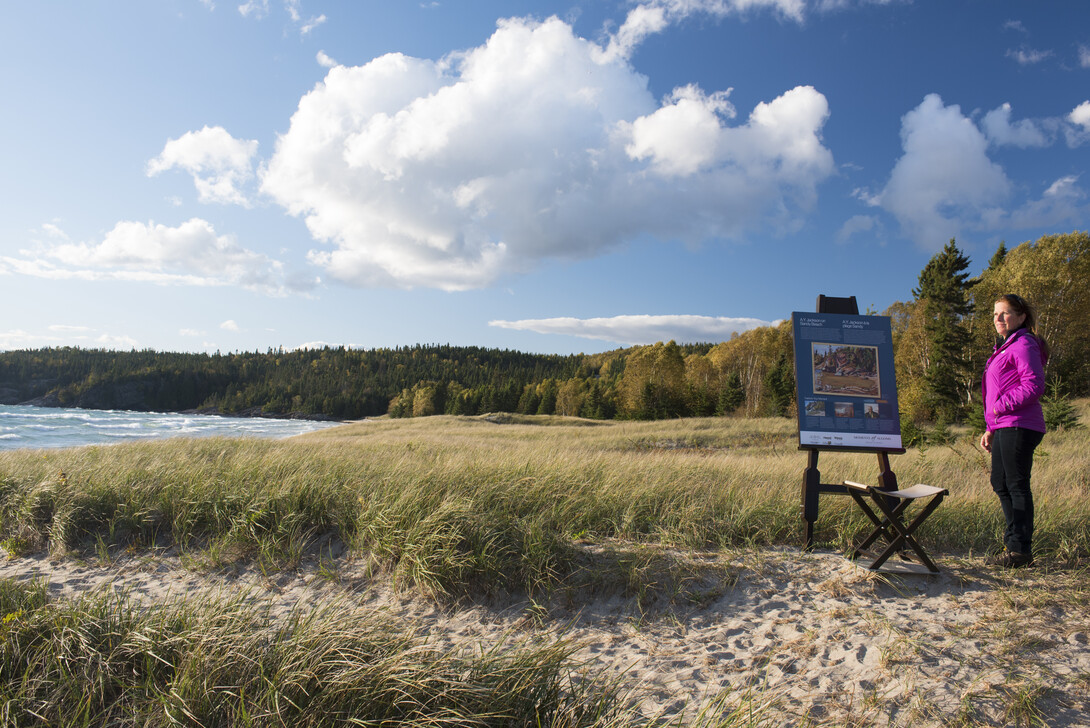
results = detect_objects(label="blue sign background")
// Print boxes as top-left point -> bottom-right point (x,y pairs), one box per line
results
791,312 -> 902,451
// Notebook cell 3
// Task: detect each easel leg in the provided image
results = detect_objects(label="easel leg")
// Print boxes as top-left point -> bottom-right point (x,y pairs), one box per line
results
802,449 -> 820,550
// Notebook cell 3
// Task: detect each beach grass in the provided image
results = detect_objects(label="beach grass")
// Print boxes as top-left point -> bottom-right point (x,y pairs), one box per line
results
0,577 -> 635,727
1,404 -> 1088,598
1,405 -> 1089,726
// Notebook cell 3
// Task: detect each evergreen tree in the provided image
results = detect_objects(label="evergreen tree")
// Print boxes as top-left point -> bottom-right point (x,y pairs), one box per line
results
716,371 -> 745,415
1042,379 -> 1084,431
764,353 -> 795,417
912,238 -> 973,422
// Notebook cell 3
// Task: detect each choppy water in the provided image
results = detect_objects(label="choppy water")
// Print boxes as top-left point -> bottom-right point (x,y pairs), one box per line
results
0,404 -> 339,451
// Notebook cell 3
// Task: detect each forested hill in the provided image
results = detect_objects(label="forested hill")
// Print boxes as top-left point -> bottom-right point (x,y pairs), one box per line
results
2,231 -> 1087,425
0,345 -> 614,420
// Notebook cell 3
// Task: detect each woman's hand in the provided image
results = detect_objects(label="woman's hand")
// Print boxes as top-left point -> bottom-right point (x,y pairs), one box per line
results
980,430 -> 993,452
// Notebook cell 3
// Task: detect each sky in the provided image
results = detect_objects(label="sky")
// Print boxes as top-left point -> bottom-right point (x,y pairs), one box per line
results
1,0 -> 1087,356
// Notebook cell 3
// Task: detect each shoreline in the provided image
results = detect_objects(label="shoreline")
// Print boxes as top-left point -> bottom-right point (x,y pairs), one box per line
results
4,400 -> 342,423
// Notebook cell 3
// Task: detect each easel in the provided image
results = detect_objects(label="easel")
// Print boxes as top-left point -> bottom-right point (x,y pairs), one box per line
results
799,295 -> 906,552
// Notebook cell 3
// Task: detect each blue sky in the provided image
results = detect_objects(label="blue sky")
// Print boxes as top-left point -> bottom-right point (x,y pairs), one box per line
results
1,0 -> 1087,355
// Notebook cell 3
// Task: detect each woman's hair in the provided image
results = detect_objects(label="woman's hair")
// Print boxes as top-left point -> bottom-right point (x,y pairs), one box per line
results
996,293 -> 1050,363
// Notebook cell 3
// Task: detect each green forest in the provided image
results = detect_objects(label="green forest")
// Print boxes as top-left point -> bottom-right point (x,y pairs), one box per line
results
1,231 -> 1087,428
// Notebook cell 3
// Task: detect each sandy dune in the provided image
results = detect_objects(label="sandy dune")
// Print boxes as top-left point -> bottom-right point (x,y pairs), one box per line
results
2,545 -> 1088,726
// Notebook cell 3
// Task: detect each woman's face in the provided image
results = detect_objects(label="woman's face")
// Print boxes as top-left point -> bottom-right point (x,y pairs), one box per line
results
993,300 -> 1027,338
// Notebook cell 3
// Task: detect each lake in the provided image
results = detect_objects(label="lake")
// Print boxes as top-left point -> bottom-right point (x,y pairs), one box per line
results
0,404 -> 340,451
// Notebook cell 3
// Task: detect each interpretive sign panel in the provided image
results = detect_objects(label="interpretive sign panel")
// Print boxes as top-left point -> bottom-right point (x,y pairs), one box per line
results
791,312 -> 902,450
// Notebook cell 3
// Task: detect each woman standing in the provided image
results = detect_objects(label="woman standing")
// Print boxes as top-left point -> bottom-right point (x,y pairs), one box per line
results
979,294 -> 1048,568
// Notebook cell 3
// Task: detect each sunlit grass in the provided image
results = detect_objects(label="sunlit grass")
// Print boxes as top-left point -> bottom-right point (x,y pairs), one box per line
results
1,405 -> 1088,597
1,406 -> 1088,726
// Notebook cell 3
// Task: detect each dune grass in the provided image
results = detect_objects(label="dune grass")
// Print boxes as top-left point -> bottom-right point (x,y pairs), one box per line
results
0,577 -> 635,727
1,406 -> 1088,726
0,404 -> 1088,598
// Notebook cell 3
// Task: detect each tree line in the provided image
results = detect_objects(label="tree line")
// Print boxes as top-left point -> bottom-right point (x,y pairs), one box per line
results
0,230 -> 1086,424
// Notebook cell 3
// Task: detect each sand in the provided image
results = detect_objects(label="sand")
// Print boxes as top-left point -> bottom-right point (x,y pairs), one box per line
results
1,544 -> 1088,726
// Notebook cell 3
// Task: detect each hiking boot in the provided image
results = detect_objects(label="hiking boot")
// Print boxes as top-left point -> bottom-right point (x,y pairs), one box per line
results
986,550 -> 1034,568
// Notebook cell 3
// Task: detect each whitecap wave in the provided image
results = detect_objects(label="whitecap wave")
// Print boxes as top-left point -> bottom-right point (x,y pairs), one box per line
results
0,404 -> 338,451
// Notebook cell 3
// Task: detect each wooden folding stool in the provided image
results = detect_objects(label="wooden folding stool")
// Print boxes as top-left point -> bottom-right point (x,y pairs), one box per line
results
842,480 -> 948,574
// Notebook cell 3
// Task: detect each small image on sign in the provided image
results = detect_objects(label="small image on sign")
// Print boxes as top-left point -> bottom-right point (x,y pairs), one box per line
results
811,343 -> 880,397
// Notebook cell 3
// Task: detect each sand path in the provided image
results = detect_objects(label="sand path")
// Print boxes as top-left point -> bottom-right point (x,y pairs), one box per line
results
1,546 -> 1087,726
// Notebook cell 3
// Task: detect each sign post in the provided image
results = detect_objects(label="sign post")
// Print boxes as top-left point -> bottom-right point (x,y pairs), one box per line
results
793,296 -> 905,549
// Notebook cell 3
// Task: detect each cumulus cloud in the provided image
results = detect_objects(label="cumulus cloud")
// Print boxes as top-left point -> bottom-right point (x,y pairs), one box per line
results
147,126 -> 258,205
220,320 -> 240,331
4,218 -> 309,295
1070,101 -> 1090,129
867,94 -> 1011,248
489,314 -> 775,346
316,50 -> 338,68
981,103 -> 1049,148
263,16 -> 834,290
863,95 -> 1090,245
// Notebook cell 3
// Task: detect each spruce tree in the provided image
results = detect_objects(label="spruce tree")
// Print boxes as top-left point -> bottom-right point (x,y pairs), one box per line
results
912,239 -> 973,422
716,371 -> 745,415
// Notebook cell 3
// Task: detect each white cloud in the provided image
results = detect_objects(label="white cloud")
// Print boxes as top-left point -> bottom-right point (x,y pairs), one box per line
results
96,333 -> 139,349
263,16 -> 834,291
1007,175 -> 1086,229
1002,20 -> 1027,33
1006,46 -> 1052,65
1069,101 -> 1090,129
0,330 -> 61,351
240,0 -> 323,34
148,126 -> 258,206
238,0 -> 268,18
220,320 -> 240,331
866,96 -> 1089,243
0,327 -> 137,352
489,314 -> 775,346
48,325 -> 94,334
1080,45 -> 1090,68
870,94 -> 1011,248
179,328 -> 205,337
316,50 -> 338,68
835,214 -> 879,244
1064,101 -> 1090,147
981,103 -> 1048,148
299,14 -> 326,34
5,218 -> 309,295
603,0 -> 805,62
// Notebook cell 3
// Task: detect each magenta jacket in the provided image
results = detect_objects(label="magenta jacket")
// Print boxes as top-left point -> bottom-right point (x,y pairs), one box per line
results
982,328 -> 1046,433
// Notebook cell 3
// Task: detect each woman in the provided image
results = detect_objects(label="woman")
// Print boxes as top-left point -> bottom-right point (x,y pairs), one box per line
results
979,294 -> 1048,568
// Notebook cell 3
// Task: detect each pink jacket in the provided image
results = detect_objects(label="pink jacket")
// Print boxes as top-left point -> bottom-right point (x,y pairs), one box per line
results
982,328 -> 1046,433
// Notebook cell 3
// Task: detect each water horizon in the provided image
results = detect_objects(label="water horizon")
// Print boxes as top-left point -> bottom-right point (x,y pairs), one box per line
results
0,404 -> 340,451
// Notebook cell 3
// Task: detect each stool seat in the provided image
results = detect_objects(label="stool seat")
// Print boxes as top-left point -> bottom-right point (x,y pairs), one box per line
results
842,480 -> 948,573
845,481 -> 945,499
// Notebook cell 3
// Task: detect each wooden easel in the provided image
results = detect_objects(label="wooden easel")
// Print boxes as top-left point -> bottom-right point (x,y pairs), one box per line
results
799,295 -> 906,550
801,445 -> 901,550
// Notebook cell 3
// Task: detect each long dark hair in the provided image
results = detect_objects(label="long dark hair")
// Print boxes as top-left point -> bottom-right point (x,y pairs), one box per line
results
996,293 -> 1050,364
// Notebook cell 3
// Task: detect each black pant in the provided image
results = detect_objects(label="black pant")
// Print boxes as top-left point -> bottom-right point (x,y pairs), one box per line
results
990,427 -> 1044,556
